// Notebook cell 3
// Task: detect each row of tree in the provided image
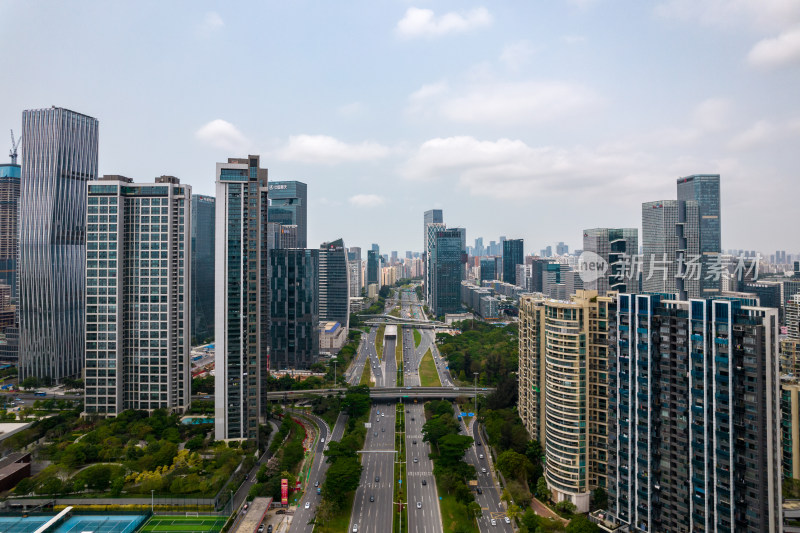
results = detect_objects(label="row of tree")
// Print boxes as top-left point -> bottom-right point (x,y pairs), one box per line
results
436,320 -> 518,387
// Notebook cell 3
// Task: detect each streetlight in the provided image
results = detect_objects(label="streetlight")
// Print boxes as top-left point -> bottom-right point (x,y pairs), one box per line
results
151,489 -> 154,514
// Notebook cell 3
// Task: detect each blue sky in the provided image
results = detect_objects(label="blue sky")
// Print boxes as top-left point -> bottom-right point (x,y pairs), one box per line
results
2,0 -> 799,255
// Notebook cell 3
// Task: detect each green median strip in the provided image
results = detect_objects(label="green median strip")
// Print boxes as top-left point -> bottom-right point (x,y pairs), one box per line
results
413,329 -> 421,348
360,362 -> 373,387
419,348 -> 441,387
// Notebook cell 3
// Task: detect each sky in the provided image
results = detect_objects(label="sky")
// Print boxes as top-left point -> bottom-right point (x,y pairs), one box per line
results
1,0 -> 799,256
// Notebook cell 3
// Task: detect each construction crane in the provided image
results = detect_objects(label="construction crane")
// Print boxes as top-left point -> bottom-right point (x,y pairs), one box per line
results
9,130 -> 21,165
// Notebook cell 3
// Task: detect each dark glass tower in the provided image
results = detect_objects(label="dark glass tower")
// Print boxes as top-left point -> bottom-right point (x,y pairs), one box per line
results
19,107 -> 99,381
319,238 -> 349,328
268,181 -> 307,248
502,238 -> 523,284
430,228 -> 465,316
0,163 -> 20,298
367,249 -> 379,286
191,194 -> 215,344
677,174 -> 721,299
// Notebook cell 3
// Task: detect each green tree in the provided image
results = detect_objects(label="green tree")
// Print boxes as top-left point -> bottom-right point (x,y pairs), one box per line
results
324,440 -> 357,463
497,449 -> 532,484
536,477 -> 550,502
591,487 -> 607,511
565,514 -> 599,533
555,500 -> 577,516
20,376 -> 41,390
468,501 -> 482,522
507,503 -> 522,522
322,456 -> 362,509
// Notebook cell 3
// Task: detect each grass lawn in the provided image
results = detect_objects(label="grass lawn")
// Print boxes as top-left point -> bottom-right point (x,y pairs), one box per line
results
437,485 -> 479,533
396,327 -> 403,387
141,516 -> 227,533
389,307 -> 401,317
419,349 -> 441,387
376,324 -> 386,359
360,361 -> 373,387
413,329 -> 421,348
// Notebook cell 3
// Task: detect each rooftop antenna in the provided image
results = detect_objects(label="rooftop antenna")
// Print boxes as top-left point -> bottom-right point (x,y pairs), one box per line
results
10,130 -> 21,165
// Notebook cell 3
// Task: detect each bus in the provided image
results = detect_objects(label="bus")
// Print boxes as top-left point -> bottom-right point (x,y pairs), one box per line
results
34,391 -> 46,397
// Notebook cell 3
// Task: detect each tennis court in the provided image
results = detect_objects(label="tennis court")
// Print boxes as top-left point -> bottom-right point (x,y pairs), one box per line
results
55,515 -> 147,533
0,515 -> 54,533
140,515 -> 227,533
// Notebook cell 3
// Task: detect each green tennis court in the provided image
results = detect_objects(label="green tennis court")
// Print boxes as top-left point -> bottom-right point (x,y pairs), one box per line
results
140,516 -> 227,533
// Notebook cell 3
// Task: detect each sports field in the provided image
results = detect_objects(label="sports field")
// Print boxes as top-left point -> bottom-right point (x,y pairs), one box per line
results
140,516 -> 227,533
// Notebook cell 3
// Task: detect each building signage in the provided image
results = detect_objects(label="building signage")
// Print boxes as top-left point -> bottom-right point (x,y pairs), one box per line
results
269,184 -> 288,190
281,479 -> 288,505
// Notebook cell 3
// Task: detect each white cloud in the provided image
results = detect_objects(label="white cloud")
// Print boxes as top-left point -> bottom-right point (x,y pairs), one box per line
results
562,35 -> 587,45
729,120 -> 776,150
195,119 -> 249,152
500,41 -> 537,70
276,135 -> 391,164
408,80 -> 600,125
747,26 -> 800,68
396,7 -> 492,38
655,0 -> 800,31
198,11 -> 224,36
400,136 -> 654,200
349,194 -> 386,208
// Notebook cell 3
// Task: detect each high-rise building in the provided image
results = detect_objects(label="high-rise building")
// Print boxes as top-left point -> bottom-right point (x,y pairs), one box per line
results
641,200 -> 679,294
430,228 -> 465,317
425,223 -> 447,304
474,237 -> 484,257
367,250 -> 379,287
191,195 -> 215,344
84,176 -> 191,415
0,162 -> 20,297
347,247 -> 362,298
279,224 -> 298,249
0,282 -> 18,363
480,257 -> 497,282
270,248 -> 319,370
19,107 -> 99,381
423,210 -> 444,303
267,181 -> 307,248
606,293 -> 781,532
556,242 -> 569,256
502,239 -> 523,283
518,290 -> 612,512
215,156 -> 269,441
677,174 -> 721,299
319,238 -> 349,329
582,228 -> 638,295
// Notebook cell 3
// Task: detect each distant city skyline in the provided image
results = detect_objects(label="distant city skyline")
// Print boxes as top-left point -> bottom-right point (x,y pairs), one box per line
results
2,2 -> 799,253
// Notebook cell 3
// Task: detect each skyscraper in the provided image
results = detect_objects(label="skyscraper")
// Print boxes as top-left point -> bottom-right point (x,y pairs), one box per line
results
425,222 -> 446,304
518,290 -> 612,512
677,174 -> 721,299
502,239 -> 523,284
191,194 -> 215,344
267,181 -> 307,248
270,248 -> 319,369
367,249 -> 379,287
641,200 -> 679,294
582,228 -> 638,295
215,155 -> 269,441
430,228 -> 464,316
479,257 -> 497,282
319,238 -> 349,328
606,294 -> 781,532
347,247 -> 362,298
84,176 -> 191,415
0,161 -> 20,298
19,107 -> 99,381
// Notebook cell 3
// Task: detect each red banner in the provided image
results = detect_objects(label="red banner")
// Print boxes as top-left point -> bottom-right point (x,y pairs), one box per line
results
281,479 -> 288,505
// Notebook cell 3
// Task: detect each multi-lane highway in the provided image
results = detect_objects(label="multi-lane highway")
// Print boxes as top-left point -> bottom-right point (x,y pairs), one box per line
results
289,412 -> 348,533
463,418 -> 513,531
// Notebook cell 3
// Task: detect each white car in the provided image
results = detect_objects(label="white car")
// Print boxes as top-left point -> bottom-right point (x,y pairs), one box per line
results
491,518 -> 497,526
482,468 -> 487,474
479,454 -> 484,459
504,517 -> 511,524
321,437 -> 325,442
304,502 -> 310,509
416,502 -> 422,509
352,526 -> 358,532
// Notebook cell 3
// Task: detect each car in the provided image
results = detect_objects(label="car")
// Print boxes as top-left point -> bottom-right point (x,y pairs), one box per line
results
421,479 -> 427,486
374,432 -> 378,436
406,386 -> 411,390
321,437 -> 325,442
304,502 -> 310,509
412,440 -> 417,445
505,517 -> 511,524
381,428 -> 385,432
381,413 -> 385,417
413,457 -> 418,463
482,468 -> 487,474
243,504 -> 249,510
257,526 -> 264,533
491,519 -> 497,526
267,526 -> 273,533
411,417 -> 415,421
406,409 -> 410,413
477,441 -> 482,446
314,481 -> 319,487
453,387 -> 459,390
369,495 -> 374,502
352,526 -> 358,532
375,476 -> 380,482
479,454 -> 484,459
477,487 -> 482,494
416,502 -> 422,509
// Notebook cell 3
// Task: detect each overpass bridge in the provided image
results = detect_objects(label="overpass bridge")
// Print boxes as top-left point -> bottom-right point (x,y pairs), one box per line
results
264,386 -> 494,402
360,314 -> 447,328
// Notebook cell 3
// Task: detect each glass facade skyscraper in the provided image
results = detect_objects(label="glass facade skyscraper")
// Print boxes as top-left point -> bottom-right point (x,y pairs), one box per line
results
267,181 -> 307,248
19,107 -> 99,381
191,194 -> 215,344
319,238 -> 349,328
84,176 -> 191,415
270,248 -> 319,369
0,163 -> 20,298
502,238 -> 523,285
677,174 -> 721,299
582,228 -> 638,295
430,228 -> 464,316
641,200 -> 679,294
367,249 -> 379,287
215,156 -> 269,441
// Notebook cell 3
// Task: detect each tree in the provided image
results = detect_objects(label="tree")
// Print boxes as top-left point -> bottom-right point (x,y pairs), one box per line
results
324,440 -> 357,463
497,449 -> 532,484
566,515 -> 599,533
437,434 -> 474,469
507,503 -> 522,522
536,477 -> 550,502
555,500 -> 577,516
468,501 -> 482,522
591,487 -> 607,511
20,376 -> 40,390
322,456 -> 362,509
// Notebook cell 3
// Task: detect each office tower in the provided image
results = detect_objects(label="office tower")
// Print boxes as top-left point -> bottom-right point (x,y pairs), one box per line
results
347,247 -> 362,298
319,238 -> 349,329
279,225 -> 298,248
430,228 -> 465,316
425,222 -> 447,304
541,262 -> 564,300
475,237 -> 484,257
641,200 -> 679,294
19,107 -> 99,381
582,228 -> 638,295
423,209 -> 443,251
515,264 -> 531,290
529,258 -> 552,293
502,239 -> 524,284
606,294 -> 781,533
0,283 -> 17,362
270,248 -> 319,370
676,174 -> 721,299
367,250 -> 379,287
390,251 -> 398,265
84,176 -> 191,415
518,290 -> 612,512
215,155 -> 269,441
480,257 -> 497,282
267,181 -> 307,248
544,245 -> 552,257
191,194 -> 215,344
0,161 -> 20,297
